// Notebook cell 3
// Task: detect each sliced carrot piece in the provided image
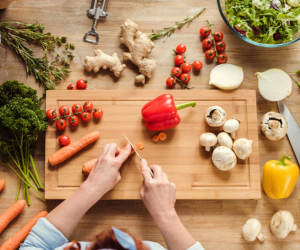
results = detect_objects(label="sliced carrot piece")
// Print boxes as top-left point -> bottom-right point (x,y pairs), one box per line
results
136,142 -> 144,150
159,132 -> 167,141
152,135 -> 159,142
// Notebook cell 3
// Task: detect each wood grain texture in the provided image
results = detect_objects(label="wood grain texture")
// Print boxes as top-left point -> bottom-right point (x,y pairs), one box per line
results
45,90 -> 260,200
1,0 -> 300,249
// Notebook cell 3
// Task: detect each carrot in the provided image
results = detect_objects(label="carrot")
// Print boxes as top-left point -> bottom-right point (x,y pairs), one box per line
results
48,131 -> 100,166
0,200 -> 26,234
0,180 -> 5,192
158,132 -> 167,141
136,142 -> 144,150
82,146 -> 135,175
0,211 -> 48,250
152,135 -> 159,142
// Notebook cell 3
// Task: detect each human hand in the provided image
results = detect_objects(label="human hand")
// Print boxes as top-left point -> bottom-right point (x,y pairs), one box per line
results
85,143 -> 132,198
139,159 -> 177,222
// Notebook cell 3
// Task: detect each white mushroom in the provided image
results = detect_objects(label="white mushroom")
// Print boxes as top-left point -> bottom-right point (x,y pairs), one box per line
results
270,211 -> 297,239
260,112 -> 288,141
199,133 -> 217,152
217,132 -> 233,149
242,218 -> 265,242
205,106 -> 227,127
233,138 -> 253,160
223,118 -> 240,139
212,146 -> 237,171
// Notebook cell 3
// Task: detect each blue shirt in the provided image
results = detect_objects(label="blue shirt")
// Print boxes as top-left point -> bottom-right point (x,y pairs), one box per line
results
20,218 -> 205,250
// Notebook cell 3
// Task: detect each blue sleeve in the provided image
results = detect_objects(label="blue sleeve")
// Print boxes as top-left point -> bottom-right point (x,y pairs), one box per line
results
20,218 -> 68,250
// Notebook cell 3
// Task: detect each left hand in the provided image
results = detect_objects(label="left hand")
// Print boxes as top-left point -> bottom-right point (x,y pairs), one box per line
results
84,143 -> 132,198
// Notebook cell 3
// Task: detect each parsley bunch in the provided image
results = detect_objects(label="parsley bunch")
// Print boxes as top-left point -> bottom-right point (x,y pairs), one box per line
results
225,0 -> 300,44
0,80 -> 48,204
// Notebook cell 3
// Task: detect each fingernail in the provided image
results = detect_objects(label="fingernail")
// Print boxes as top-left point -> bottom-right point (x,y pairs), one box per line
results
126,143 -> 131,149
141,159 -> 146,163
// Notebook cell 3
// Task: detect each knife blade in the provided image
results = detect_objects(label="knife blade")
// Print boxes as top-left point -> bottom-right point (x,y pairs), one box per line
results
277,101 -> 300,165
123,133 -> 154,178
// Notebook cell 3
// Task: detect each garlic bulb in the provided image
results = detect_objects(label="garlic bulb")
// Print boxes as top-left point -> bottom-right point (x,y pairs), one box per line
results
209,64 -> 244,90
256,69 -> 292,102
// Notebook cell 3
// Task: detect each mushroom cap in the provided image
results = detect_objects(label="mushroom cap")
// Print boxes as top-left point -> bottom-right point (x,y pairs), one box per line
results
260,112 -> 288,141
212,146 -> 237,171
217,132 -> 233,149
233,138 -> 253,160
223,118 -> 240,133
270,211 -> 297,239
242,218 -> 263,242
205,106 -> 227,127
199,133 -> 217,147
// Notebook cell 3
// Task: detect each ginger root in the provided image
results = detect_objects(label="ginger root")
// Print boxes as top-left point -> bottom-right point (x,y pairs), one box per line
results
120,19 -> 156,84
84,50 -> 126,77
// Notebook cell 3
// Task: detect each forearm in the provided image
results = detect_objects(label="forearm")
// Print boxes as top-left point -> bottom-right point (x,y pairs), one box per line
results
46,181 -> 104,238
153,210 -> 196,250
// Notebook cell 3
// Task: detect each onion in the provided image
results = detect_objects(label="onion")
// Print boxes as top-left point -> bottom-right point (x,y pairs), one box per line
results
256,69 -> 292,102
209,64 -> 244,90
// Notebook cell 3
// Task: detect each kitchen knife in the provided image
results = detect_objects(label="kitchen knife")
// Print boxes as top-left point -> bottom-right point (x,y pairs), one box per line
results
123,133 -> 154,178
277,101 -> 300,165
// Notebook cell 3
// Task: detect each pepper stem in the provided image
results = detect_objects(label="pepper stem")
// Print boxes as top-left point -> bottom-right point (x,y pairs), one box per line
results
176,102 -> 196,110
276,155 -> 292,166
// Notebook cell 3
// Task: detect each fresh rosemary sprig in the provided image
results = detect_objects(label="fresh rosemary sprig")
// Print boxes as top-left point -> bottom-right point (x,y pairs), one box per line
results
0,21 -> 75,90
149,7 -> 206,42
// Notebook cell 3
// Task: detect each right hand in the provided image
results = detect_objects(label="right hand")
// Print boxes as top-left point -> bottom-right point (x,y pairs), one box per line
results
139,159 -> 177,221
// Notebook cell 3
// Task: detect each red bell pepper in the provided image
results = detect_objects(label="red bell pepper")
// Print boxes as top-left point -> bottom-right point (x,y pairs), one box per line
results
141,94 -> 196,131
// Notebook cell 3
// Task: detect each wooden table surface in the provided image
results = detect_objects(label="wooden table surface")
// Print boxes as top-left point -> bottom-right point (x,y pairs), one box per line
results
0,0 -> 300,249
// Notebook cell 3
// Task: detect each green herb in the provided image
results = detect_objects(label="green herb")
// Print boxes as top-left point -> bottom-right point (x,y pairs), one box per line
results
291,76 -> 300,88
0,80 -> 48,204
0,21 -> 74,90
224,0 -> 300,44
149,7 -> 206,42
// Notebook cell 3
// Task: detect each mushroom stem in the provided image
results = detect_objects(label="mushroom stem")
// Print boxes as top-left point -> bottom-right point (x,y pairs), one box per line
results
230,131 -> 236,139
205,146 -> 211,152
256,232 -> 265,241
270,120 -> 280,129
292,224 -> 297,231
212,110 -> 220,119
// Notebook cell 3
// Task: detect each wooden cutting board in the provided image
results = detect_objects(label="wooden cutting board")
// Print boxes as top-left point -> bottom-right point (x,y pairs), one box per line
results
45,90 -> 260,200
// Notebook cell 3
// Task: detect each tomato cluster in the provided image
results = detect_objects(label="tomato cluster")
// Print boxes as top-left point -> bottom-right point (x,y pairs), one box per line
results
67,79 -> 88,90
166,44 -> 203,89
200,26 -> 228,64
46,101 -> 103,130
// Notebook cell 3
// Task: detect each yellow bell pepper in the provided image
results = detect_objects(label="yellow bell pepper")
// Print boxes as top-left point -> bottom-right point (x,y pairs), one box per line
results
263,155 -> 299,199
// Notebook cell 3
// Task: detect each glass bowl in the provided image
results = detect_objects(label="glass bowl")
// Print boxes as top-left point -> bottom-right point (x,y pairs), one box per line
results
217,0 -> 300,48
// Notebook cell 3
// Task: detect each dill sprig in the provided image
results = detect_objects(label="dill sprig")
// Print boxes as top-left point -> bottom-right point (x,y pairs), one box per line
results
0,21 -> 75,90
149,7 -> 206,42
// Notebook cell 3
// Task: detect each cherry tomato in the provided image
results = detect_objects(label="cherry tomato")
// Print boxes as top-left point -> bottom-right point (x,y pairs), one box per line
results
213,31 -> 223,42
180,73 -> 190,84
83,101 -> 93,112
59,135 -> 70,146
67,84 -> 77,90
93,108 -> 103,119
176,44 -> 186,54
202,38 -> 213,49
46,109 -> 57,120
68,115 -> 79,126
72,104 -> 82,113
192,60 -> 203,70
174,55 -> 184,65
182,63 -> 192,73
216,41 -> 226,52
171,67 -> 182,78
80,111 -> 91,122
76,79 -> 87,90
205,49 -> 216,60
200,27 -> 210,37
166,77 -> 176,88
59,106 -> 70,116
56,119 -> 66,130
217,54 -> 228,64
